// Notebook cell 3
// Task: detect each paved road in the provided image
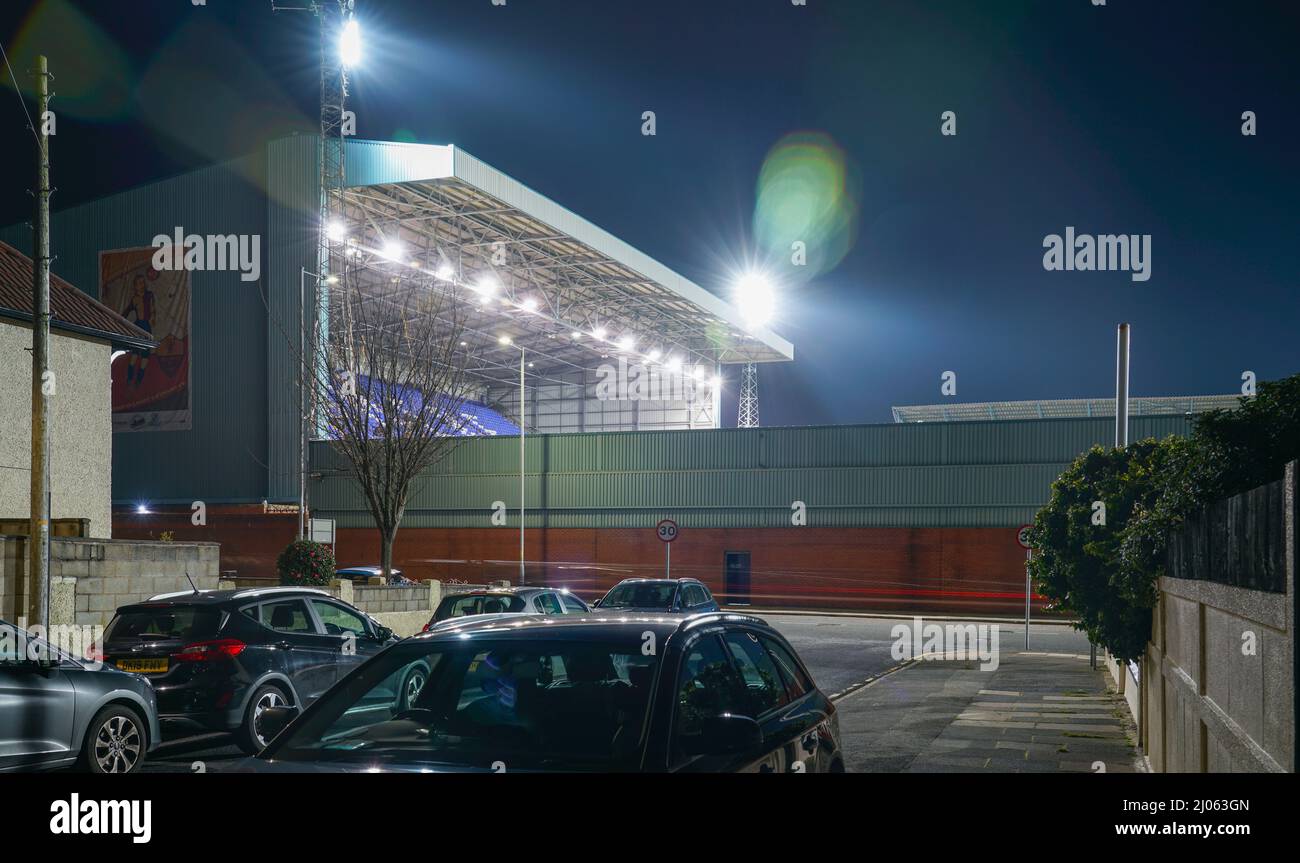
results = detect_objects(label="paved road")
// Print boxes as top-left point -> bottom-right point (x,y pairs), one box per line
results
139,612 -> 1094,772
763,613 -> 1092,699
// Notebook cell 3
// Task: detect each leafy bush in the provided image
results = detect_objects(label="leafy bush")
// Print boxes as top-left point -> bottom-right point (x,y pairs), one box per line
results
277,539 -> 336,586
1029,372 -> 1300,661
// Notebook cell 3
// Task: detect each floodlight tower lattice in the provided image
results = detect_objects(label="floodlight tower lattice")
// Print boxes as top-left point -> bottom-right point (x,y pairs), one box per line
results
738,362 -> 760,427
272,0 -> 355,513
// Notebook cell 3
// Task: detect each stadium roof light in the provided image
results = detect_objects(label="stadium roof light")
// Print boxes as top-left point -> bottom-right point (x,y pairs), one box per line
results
474,274 -> 499,296
592,326 -> 608,341
617,334 -> 636,352
521,296 -> 539,313
497,335 -> 513,346
435,262 -> 455,281
325,220 -> 348,242
733,271 -> 777,331
339,18 -> 362,68
380,237 -> 404,262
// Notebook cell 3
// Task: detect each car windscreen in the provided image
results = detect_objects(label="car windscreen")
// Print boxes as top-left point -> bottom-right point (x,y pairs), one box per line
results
434,594 -> 527,621
264,638 -> 659,771
104,606 -> 223,643
598,582 -> 677,609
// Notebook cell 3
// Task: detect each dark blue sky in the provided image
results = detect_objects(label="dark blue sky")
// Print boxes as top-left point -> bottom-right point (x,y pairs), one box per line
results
2,0 -> 1296,425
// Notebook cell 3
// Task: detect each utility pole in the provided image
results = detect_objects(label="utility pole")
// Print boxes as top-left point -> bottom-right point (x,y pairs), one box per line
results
28,55 -> 52,628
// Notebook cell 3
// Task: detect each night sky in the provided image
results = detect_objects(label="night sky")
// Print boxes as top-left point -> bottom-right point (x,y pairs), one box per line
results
1,0 -> 1296,427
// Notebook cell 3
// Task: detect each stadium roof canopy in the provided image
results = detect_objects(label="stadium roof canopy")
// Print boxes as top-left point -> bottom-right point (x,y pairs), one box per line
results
891,395 -> 1243,423
330,142 -> 792,393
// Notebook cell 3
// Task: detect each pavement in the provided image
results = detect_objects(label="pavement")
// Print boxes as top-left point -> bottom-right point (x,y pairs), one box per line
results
832,648 -> 1142,773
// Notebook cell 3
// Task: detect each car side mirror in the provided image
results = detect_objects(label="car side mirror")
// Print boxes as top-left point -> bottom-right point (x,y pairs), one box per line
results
373,625 -> 395,642
259,705 -> 299,742
591,599 -> 601,608
682,713 -> 763,757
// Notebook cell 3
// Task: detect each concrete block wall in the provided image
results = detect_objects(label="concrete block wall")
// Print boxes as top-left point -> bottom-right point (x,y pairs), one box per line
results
0,535 -> 21,620
330,578 -> 441,638
53,538 -> 221,628
1143,461 -> 1296,773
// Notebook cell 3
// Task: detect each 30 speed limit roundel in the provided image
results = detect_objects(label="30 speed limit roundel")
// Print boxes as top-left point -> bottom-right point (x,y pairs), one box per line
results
1017,524 -> 1033,549
656,519 -> 679,543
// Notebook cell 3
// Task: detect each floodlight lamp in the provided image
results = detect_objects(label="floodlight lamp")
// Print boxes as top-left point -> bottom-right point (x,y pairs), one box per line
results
733,271 -> 776,330
340,18 -> 362,68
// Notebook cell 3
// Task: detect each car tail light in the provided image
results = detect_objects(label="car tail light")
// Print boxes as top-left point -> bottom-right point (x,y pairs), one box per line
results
173,638 -> 246,662
421,622 -> 432,633
85,641 -> 103,663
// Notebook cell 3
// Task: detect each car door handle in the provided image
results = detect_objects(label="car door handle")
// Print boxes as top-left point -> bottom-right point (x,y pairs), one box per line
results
276,641 -> 294,650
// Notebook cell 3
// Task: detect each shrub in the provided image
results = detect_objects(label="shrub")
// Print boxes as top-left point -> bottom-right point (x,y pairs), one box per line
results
277,539 -> 336,586
1030,372 -> 1300,661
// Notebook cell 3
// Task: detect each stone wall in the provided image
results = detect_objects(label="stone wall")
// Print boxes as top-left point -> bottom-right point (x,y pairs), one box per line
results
53,538 -> 220,628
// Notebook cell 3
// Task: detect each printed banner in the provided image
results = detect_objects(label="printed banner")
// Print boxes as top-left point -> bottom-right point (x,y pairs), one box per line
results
100,246 -> 192,432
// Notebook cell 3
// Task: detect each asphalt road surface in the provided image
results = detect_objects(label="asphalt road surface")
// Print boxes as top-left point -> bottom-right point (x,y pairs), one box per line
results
763,613 -> 1092,699
138,612 -> 1093,772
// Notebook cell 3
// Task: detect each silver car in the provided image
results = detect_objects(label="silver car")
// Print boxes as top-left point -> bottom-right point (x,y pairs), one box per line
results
424,586 -> 590,631
0,618 -> 161,773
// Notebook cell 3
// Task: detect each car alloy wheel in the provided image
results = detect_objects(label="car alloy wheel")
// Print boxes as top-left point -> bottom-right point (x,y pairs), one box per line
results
252,689 -> 286,748
405,672 -> 425,706
94,714 -> 143,773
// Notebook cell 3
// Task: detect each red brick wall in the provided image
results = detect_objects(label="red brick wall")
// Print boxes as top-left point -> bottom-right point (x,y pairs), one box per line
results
113,509 -> 1045,617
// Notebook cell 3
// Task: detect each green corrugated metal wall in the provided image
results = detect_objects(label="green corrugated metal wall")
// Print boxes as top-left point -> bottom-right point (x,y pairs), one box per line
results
1,154 -> 269,504
309,414 -> 1196,529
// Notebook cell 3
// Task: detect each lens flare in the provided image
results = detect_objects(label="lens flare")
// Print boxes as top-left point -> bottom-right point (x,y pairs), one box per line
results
753,131 -> 859,279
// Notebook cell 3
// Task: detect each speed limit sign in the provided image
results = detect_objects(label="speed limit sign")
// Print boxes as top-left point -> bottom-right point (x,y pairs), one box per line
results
1017,524 -> 1033,549
656,519 -> 679,543
656,519 -> 679,578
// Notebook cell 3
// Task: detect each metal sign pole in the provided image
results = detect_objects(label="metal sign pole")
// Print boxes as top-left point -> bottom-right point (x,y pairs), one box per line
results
666,541 -> 671,579
1024,547 -> 1032,650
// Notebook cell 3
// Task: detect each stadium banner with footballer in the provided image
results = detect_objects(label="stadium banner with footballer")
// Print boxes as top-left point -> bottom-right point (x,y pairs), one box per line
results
100,246 -> 192,432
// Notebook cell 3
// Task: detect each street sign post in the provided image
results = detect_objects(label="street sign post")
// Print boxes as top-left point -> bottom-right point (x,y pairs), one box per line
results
1018,525 -> 1033,649
656,519 -> 679,578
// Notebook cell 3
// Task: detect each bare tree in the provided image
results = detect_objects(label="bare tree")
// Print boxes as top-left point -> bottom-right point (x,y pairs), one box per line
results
297,256 -> 487,579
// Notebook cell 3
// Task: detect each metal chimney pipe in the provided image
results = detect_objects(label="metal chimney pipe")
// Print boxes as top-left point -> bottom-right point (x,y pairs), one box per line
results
1115,323 -> 1130,448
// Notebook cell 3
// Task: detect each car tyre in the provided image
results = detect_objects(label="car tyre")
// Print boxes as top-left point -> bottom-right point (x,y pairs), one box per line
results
82,704 -> 147,774
235,684 -> 291,754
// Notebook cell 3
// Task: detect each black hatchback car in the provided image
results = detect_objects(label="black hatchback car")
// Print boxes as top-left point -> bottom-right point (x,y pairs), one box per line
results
593,578 -> 720,614
97,587 -> 404,753
242,612 -> 842,772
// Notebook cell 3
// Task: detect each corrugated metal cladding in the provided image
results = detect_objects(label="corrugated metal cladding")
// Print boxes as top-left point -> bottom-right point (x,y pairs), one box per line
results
1,154 -> 270,505
308,414 -> 1197,529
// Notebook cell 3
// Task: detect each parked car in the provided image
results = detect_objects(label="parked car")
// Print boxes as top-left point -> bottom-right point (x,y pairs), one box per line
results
423,587 -> 589,631
238,611 -> 842,773
0,618 -> 161,773
95,586 -> 406,754
336,566 -> 415,586
593,578 -> 719,614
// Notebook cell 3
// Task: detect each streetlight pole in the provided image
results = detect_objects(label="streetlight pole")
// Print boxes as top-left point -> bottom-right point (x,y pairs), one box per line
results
500,338 -> 526,585
518,346 -> 525,586
299,267 -> 335,540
